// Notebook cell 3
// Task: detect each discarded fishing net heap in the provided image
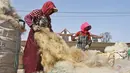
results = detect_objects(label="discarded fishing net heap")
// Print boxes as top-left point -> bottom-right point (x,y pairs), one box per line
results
34,28 -> 130,73
0,0 -> 25,32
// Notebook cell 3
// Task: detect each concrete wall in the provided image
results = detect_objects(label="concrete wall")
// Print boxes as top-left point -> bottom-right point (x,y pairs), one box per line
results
67,42 -> 130,52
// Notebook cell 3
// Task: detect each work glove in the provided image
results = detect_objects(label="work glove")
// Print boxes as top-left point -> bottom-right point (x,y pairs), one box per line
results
39,16 -> 49,27
75,37 -> 79,40
85,45 -> 90,49
85,40 -> 92,49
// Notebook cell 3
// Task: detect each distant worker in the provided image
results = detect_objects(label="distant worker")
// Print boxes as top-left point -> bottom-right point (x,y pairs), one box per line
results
73,22 -> 103,51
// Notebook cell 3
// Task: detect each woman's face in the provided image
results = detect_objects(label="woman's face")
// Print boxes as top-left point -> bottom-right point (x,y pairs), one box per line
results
48,8 -> 58,15
48,9 -> 53,15
84,26 -> 91,31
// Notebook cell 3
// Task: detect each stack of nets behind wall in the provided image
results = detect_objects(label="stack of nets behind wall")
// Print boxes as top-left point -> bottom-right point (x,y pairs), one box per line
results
0,20 -> 21,73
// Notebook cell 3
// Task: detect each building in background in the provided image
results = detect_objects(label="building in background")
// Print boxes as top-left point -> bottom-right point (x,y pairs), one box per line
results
91,36 -> 102,42
58,28 -> 74,42
58,28 -> 102,42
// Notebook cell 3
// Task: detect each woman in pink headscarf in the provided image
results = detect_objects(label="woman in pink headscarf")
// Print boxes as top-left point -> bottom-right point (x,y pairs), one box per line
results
74,22 -> 102,51
23,1 -> 58,73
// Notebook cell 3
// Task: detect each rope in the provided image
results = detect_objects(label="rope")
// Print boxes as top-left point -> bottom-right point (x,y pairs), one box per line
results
14,29 -> 21,73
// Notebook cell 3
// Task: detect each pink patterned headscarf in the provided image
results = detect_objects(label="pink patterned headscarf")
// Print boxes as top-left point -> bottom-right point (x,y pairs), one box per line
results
80,22 -> 90,33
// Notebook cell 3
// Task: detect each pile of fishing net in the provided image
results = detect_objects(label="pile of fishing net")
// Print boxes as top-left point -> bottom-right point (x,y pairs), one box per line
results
34,28 -> 130,73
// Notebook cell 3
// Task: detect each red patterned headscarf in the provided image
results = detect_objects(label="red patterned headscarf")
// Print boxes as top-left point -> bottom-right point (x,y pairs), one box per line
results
42,1 -> 57,16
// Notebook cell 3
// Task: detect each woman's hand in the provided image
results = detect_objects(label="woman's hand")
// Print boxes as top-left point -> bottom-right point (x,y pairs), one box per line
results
71,36 -> 78,41
32,25 -> 41,31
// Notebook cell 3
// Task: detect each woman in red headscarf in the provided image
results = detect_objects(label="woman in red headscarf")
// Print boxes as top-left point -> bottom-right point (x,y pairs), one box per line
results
74,22 -> 103,51
23,1 -> 58,73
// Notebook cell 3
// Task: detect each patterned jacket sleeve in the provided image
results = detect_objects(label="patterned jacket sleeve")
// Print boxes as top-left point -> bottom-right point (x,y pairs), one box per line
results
24,14 -> 33,27
24,9 -> 41,27
75,31 -> 80,37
